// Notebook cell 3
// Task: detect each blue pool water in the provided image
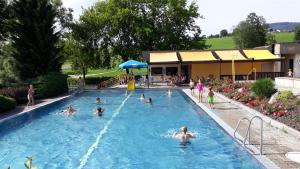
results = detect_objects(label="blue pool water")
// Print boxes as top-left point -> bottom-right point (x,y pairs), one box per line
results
0,89 -> 263,169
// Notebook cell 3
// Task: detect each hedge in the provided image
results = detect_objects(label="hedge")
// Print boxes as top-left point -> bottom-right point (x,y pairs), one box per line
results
0,86 -> 28,104
67,76 -> 112,86
33,72 -> 68,98
0,95 -> 16,113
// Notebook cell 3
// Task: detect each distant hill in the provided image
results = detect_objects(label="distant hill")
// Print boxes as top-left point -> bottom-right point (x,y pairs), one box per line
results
268,22 -> 300,32
206,32 -> 295,50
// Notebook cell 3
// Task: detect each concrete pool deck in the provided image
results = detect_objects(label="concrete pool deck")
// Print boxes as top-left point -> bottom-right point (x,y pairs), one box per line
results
182,88 -> 300,169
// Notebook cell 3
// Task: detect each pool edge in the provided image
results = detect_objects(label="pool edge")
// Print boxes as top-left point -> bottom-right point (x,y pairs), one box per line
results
181,89 -> 280,169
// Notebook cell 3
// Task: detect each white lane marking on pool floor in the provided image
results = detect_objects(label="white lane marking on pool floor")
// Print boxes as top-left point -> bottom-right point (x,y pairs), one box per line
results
77,93 -> 132,169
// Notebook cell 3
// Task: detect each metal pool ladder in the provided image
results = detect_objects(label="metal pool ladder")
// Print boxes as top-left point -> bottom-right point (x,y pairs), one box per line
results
234,116 -> 264,155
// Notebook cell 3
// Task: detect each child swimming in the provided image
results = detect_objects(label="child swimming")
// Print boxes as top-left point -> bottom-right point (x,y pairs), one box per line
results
94,107 -> 105,116
140,94 -> 145,100
66,105 -> 75,116
96,97 -> 100,104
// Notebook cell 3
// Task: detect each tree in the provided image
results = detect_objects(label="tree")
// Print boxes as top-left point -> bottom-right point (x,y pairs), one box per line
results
233,13 -> 268,48
0,0 -> 8,41
266,33 -> 276,45
294,25 -> 300,42
63,39 -> 93,80
220,29 -> 228,37
76,0 -> 207,62
10,0 -> 63,79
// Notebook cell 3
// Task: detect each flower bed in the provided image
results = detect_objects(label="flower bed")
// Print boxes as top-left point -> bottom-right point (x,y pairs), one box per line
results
213,79 -> 300,131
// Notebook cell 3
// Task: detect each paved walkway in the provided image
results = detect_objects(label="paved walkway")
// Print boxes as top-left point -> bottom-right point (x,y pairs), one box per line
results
183,88 -> 300,169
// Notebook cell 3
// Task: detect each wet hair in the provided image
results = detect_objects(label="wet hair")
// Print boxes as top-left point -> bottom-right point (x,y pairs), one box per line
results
97,107 -> 103,112
149,98 -> 152,103
209,86 -> 213,91
181,126 -> 187,133
96,97 -> 100,101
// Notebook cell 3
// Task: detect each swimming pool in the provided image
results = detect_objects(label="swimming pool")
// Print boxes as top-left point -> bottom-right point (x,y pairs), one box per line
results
0,89 -> 264,168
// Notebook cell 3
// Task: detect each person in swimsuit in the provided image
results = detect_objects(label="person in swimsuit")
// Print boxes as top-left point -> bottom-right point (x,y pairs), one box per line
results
145,97 -> 152,104
173,126 -> 196,145
167,88 -> 172,96
140,94 -> 145,100
27,84 -> 35,106
208,87 -> 215,109
96,97 -> 100,104
95,107 -> 105,116
189,79 -> 195,95
66,105 -> 75,116
197,79 -> 204,103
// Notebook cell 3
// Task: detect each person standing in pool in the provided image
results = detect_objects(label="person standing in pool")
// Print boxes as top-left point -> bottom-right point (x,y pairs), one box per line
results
173,126 -> 196,144
140,94 -> 145,100
96,97 -> 100,104
66,105 -> 75,116
197,79 -> 204,103
208,87 -> 214,109
94,107 -> 105,116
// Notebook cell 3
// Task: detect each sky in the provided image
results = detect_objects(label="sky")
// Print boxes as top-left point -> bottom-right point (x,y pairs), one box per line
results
62,0 -> 300,36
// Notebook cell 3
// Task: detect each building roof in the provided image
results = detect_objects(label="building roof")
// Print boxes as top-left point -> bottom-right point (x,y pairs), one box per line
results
149,52 -> 179,63
146,49 -> 282,64
243,50 -> 280,60
179,51 -> 217,62
215,50 -> 247,61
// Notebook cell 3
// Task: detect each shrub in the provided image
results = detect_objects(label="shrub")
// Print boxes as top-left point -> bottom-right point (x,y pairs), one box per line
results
33,72 -> 68,98
0,86 -> 28,104
276,90 -> 295,101
251,78 -> 276,98
0,95 -> 16,112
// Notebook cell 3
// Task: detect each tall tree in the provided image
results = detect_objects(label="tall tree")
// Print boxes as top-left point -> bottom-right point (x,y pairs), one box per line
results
294,25 -> 300,42
76,0 -> 207,62
10,0 -> 62,79
233,13 -> 268,48
220,29 -> 228,37
0,0 -> 8,42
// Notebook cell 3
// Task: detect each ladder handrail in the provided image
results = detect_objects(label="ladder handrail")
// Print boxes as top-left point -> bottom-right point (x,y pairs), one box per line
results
243,116 -> 264,155
233,117 -> 250,141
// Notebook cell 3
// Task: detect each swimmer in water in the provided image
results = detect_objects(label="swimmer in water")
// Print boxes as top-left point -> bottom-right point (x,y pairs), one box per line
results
145,97 -> 152,104
66,105 -> 75,116
167,88 -> 172,95
140,94 -> 145,100
94,107 -> 105,116
173,126 -> 196,145
125,90 -> 128,96
96,97 -> 100,104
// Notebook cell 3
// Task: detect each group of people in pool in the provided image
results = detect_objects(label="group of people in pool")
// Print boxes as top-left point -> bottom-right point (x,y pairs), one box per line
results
63,97 -> 105,117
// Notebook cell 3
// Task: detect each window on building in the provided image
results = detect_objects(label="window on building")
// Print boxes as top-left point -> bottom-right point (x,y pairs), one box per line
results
166,67 -> 178,75
151,67 -> 163,75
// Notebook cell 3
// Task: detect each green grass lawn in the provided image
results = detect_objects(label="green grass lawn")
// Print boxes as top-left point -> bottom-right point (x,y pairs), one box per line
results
206,32 -> 295,50
62,63 -> 148,78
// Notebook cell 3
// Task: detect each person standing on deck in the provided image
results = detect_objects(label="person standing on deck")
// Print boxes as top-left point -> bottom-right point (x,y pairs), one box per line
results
27,84 -> 35,106
197,79 -> 204,103
189,79 -> 195,95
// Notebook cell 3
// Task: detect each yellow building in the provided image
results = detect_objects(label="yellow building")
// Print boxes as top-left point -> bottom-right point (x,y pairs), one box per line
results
143,49 -> 283,82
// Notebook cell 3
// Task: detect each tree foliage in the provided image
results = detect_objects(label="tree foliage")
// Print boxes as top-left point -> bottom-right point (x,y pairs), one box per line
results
294,25 -> 300,42
75,0 -> 207,62
0,0 -> 9,41
233,13 -> 268,48
9,0 -> 63,79
220,29 -> 228,37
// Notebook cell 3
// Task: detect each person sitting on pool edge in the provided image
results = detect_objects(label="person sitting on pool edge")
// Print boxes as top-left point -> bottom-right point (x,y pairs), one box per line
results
173,126 -> 196,144
95,107 -> 105,116
96,97 -> 100,104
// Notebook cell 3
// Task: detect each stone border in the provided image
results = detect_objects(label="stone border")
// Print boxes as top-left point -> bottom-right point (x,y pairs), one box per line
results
182,89 -> 280,169
215,92 -> 300,140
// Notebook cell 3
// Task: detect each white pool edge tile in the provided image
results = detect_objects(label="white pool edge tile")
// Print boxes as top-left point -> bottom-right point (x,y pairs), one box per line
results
182,89 -> 280,169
